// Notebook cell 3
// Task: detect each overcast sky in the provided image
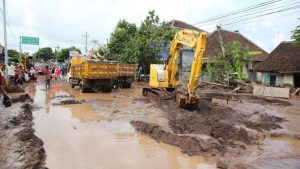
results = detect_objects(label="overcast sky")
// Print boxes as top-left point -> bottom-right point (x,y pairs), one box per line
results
0,0 -> 299,54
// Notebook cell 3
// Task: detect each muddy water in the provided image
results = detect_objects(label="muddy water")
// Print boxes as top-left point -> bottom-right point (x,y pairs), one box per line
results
29,80 -> 215,169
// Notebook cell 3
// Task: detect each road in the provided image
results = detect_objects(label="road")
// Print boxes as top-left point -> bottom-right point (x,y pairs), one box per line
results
27,79 -> 215,169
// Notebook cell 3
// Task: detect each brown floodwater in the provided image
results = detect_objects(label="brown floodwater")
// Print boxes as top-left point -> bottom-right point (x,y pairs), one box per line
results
29,80 -> 216,169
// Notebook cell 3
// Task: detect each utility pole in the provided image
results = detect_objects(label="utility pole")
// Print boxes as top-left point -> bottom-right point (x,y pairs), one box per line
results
19,36 -> 22,59
55,45 -> 59,53
82,32 -> 88,54
2,0 -> 8,77
217,25 -> 225,58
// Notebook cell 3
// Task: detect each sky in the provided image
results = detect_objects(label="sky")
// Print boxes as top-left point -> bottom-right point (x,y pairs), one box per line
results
0,0 -> 299,54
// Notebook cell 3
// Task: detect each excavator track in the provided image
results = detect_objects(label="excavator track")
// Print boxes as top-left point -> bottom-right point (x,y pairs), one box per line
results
142,87 -> 173,103
143,87 -> 199,109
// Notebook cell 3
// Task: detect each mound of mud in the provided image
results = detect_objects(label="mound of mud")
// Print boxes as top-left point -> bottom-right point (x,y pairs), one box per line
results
131,96 -> 286,161
51,94 -> 74,99
6,85 -> 25,93
0,95 -> 46,169
52,99 -> 82,105
131,120 -> 222,157
11,93 -> 33,103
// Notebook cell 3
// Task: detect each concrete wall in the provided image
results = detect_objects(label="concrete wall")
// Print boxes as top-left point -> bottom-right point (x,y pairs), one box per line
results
256,72 -> 263,82
262,72 -> 294,87
283,74 -> 294,86
276,74 -> 283,86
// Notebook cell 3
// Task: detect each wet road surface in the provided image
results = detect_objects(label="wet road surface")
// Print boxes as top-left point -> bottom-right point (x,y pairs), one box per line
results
28,80 -> 216,169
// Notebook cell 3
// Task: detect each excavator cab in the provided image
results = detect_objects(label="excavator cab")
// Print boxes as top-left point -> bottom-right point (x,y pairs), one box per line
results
143,29 -> 207,110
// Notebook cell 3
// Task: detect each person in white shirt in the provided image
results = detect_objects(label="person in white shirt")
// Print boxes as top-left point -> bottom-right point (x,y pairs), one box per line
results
7,62 -> 15,85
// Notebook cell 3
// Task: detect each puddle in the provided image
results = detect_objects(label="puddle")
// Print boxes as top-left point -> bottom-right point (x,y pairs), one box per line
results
31,80 -> 216,169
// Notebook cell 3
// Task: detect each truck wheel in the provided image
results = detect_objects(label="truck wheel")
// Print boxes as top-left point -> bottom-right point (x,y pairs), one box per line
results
69,81 -> 75,88
106,87 -> 112,92
102,86 -> 112,92
80,84 -> 86,93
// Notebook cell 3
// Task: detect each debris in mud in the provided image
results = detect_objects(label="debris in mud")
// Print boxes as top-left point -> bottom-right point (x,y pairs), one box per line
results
52,99 -> 83,105
51,94 -> 74,99
0,94 -> 46,169
130,120 -> 222,157
6,85 -> 25,93
131,94 -> 286,163
270,130 -> 300,140
199,92 -> 292,106
11,93 -> 33,103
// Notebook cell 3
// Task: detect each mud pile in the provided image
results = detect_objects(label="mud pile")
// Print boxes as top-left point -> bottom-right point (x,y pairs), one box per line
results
51,94 -> 84,105
131,98 -> 287,166
0,94 -> 46,169
6,85 -> 25,93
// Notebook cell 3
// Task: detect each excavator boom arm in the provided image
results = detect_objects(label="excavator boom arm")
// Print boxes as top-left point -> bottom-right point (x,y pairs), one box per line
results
168,29 -> 206,96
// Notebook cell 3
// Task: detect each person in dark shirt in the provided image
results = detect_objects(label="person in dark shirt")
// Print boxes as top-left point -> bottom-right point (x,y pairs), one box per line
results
44,65 -> 51,89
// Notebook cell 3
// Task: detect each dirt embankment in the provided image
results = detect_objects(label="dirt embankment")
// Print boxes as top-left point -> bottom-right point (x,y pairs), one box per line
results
131,97 -> 288,167
6,85 -> 25,93
51,94 -> 84,105
0,94 -> 47,169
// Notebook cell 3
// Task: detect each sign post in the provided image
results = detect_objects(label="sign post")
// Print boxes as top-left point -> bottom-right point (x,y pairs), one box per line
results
21,36 -> 39,45
19,35 -> 39,60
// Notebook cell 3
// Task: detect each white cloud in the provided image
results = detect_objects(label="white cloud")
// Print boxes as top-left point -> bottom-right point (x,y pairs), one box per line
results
0,0 -> 298,54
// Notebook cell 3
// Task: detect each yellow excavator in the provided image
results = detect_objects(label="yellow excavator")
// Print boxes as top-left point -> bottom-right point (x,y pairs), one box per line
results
142,29 -> 206,109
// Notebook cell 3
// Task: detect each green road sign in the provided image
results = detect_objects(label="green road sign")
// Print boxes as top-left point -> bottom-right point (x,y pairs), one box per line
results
21,36 -> 39,45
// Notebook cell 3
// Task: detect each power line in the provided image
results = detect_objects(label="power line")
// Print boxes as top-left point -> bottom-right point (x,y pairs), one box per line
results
198,1 -> 300,27
193,0 -> 283,25
222,5 -> 300,26
0,7 -> 17,43
200,5 -> 300,30
224,10 -> 300,28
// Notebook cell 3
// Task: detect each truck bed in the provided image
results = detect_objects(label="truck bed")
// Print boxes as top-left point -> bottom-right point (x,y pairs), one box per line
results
71,61 -> 118,79
71,61 -> 136,80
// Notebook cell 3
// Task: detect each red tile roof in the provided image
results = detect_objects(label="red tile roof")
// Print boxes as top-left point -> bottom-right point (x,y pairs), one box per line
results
204,29 -> 269,62
168,19 -> 205,32
255,41 -> 300,73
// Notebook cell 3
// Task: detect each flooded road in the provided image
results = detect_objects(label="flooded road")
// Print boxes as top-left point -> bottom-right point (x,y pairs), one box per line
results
29,80 -> 215,169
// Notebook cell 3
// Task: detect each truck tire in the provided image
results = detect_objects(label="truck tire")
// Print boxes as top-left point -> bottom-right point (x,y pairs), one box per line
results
80,84 -> 87,93
102,86 -> 112,92
123,82 -> 131,88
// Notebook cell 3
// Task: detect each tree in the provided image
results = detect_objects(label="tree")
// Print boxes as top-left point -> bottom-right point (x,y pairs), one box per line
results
8,49 -> 20,62
33,47 -> 54,61
206,41 -> 255,82
131,10 -> 175,65
107,20 -> 137,61
291,19 -> 300,45
106,10 -> 175,64
56,46 -> 81,61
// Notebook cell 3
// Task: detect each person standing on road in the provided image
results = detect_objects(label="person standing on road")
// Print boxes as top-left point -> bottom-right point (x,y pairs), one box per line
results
0,65 -> 11,107
44,65 -> 51,89
55,66 -> 61,81
7,62 -> 15,85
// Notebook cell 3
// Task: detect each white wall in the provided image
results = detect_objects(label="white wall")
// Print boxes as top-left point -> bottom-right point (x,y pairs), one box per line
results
256,72 -> 263,82
283,74 -> 294,87
276,74 -> 283,86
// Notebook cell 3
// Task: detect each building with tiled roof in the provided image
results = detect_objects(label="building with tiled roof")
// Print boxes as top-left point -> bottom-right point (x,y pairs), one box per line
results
204,28 -> 269,64
255,41 -> 300,88
168,19 -> 205,32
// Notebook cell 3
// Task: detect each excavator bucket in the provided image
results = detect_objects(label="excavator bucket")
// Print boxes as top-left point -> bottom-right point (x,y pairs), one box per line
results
175,93 -> 199,110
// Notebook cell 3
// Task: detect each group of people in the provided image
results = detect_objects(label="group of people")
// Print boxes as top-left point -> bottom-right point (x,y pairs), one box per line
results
7,62 -> 37,85
44,65 -> 64,89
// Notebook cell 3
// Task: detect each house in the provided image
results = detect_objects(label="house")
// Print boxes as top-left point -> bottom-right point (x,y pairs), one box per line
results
255,41 -> 300,88
203,28 -> 269,81
168,19 -> 206,32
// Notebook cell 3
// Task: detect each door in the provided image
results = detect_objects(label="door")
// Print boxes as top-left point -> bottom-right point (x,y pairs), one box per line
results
294,73 -> 300,87
270,75 -> 276,86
